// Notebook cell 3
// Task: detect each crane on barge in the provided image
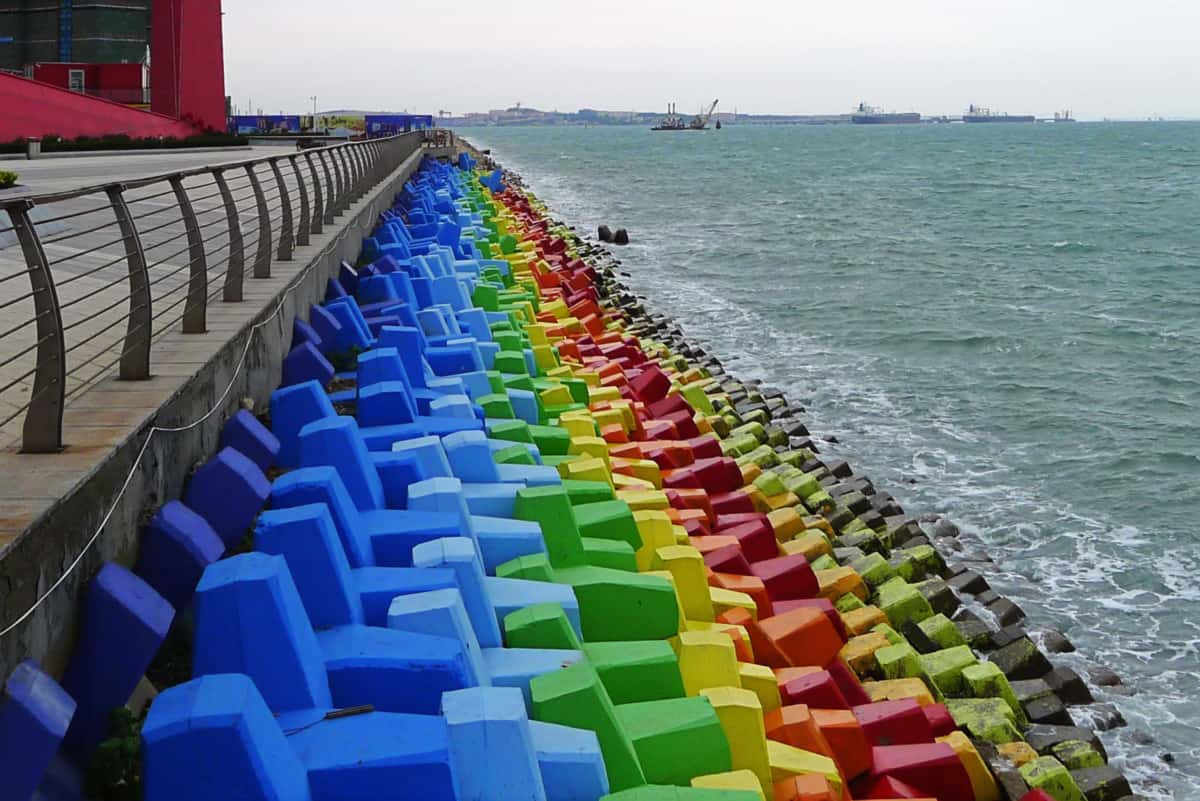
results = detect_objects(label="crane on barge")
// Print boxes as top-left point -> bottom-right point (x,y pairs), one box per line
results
652,99 -> 720,130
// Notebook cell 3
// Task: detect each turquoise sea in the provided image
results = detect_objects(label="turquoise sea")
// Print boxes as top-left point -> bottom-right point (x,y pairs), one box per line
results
466,122 -> 1200,798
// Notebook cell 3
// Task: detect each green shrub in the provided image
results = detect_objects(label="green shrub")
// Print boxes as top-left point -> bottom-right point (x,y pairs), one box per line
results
0,170 -> 16,188
86,707 -> 143,801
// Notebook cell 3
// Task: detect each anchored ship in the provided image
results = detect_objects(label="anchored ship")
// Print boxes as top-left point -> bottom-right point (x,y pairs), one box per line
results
963,104 -> 1036,123
851,103 -> 921,124
652,99 -> 719,131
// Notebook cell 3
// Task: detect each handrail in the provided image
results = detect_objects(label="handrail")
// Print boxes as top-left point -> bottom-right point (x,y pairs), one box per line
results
0,132 -> 428,452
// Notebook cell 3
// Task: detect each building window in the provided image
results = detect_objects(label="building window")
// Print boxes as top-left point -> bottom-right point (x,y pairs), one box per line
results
68,69 -> 85,93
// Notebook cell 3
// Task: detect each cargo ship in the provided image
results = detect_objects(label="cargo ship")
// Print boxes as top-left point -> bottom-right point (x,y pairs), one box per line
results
851,103 -> 921,124
963,104 -> 1036,123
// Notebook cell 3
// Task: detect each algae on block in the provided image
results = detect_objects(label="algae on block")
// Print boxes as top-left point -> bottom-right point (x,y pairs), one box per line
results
1019,756 -> 1087,801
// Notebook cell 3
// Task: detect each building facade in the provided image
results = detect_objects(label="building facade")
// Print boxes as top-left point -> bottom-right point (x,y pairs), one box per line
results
0,0 -> 150,72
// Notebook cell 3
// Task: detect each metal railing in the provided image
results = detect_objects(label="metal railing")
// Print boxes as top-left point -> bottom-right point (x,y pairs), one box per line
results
0,132 -> 427,453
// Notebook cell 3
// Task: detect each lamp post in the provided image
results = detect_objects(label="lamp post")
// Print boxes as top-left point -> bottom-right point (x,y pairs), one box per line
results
310,95 -> 319,134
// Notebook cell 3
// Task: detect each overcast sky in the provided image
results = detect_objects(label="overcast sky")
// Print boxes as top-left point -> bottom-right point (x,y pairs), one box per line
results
223,0 -> 1200,120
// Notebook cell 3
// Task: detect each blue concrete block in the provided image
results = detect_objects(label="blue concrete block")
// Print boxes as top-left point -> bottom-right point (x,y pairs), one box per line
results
388,589 -> 487,687
255,505 -> 364,628
220,409 -> 281,474
325,276 -> 348,302
361,508 -> 463,567
142,675 -> 312,801
457,308 -> 493,341
358,381 -> 417,427
184,446 -> 270,548
457,370 -> 495,401
194,553 -> 332,712
530,720 -> 610,801
427,344 -> 482,376
337,261 -> 359,295
484,577 -> 583,640
281,341 -> 336,389
270,466 -> 375,568
508,389 -> 541,425
482,649 -> 585,710
292,316 -> 323,352
443,429 -> 501,482
412,538 -> 502,649
61,563 -> 173,759
357,347 -> 414,391
358,274 -> 399,306
463,482 -> 520,518
298,416 -> 386,512
354,567 -> 457,628
442,686 -> 547,801
407,477 -> 473,536
376,326 -> 429,389
269,380 -> 336,469
473,515 -> 547,574
477,340 -> 501,370
418,308 -> 450,338
324,299 -> 373,353
135,500 -> 225,611
309,303 -> 343,356
430,394 -> 477,420
497,463 -> 563,487
370,449 -> 425,508
315,625 -> 471,715
0,660 -> 76,801
390,435 -> 454,479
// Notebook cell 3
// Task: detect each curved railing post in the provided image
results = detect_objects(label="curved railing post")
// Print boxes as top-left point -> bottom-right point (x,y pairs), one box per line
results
244,163 -> 272,278
350,144 -> 367,198
289,156 -> 311,247
344,147 -> 361,202
303,152 -> 324,235
213,168 -> 244,302
318,150 -> 339,223
170,175 -> 208,333
7,201 -> 66,453
329,148 -> 347,215
105,184 -> 152,379
270,159 -> 295,261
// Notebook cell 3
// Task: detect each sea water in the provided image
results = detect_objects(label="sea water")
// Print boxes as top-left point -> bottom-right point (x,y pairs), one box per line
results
467,122 -> 1200,798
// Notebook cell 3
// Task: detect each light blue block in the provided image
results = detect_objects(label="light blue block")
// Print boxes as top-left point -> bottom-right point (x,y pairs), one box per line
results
530,720 -> 610,801
441,687 -> 547,801
430,394 -> 477,420
484,576 -> 583,640
353,566 -> 457,627
270,466 -> 375,568
298,415 -> 386,511
443,429 -> 501,482
388,589 -> 487,687
473,515 -> 546,574
412,537 -> 502,649
462,482 -> 520,517
391,435 -> 454,480
482,648 -> 585,709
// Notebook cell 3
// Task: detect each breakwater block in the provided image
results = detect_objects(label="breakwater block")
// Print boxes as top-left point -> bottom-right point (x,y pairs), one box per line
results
442,686 -> 547,800
135,500 -> 225,611
220,409 -> 281,474
613,229 -> 629,246
598,226 -> 613,243
282,341 -> 336,390
61,563 -> 174,760
183,446 -> 270,548
0,660 -> 76,801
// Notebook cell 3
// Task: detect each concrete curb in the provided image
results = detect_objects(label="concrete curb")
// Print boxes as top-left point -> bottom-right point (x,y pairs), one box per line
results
0,145 -> 254,162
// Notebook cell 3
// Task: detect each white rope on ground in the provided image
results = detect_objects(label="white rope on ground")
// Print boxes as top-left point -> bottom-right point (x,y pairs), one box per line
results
0,181 -> 391,640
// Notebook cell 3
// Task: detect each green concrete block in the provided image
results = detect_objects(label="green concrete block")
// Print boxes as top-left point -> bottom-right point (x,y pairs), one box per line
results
602,787 -> 762,800
946,698 -> 1022,744
730,422 -> 766,444
919,645 -> 978,696
871,623 -> 905,646
735,445 -> 779,469
887,551 -> 922,582
900,544 -> 945,575
876,577 -> 934,629
850,553 -> 896,588
563,480 -> 617,506
582,538 -> 639,571
962,661 -> 1027,725
752,471 -> 787,497
1019,757 -> 1086,801
529,423 -> 573,455
719,434 -> 758,458
495,332 -> 525,351
835,592 -> 865,613
584,641 -> 687,704
557,565 -> 680,641
877,642 -> 923,681
778,450 -> 815,469
917,614 -> 966,649
495,554 -> 555,582
1050,740 -> 1105,770
804,491 -> 835,513
837,529 -> 885,555
810,554 -> 839,572
504,602 -> 584,650
495,350 -> 529,376
741,408 -> 770,426
514,486 -> 586,568
531,662 -> 647,791
472,283 -> 500,310
783,472 -> 821,499
487,418 -> 535,444
616,697 -> 733,787
765,427 -> 788,448
575,500 -> 642,551
479,392 -> 516,419
495,443 -> 538,466
562,378 -> 591,405
841,518 -> 868,535
485,370 -> 507,393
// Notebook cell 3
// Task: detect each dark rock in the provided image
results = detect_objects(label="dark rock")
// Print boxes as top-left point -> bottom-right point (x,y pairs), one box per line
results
1131,730 -> 1154,746
1025,724 -> 1108,761
833,547 -> 866,564
989,624 -> 1030,650
1024,693 -> 1075,726
917,579 -> 959,616
976,589 -> 1000,606
955,619 -> 993,649
990,636 -> 1053,680
1044,667 -> 1093,705
1090,667 -> 1124,687
1090,703 -> 1126,731
799,458 -> 824,474
872,498 -> 905,517
784,420 -> 810,438
858,509 -> 887,531
598,225 -> 613,242
1071,765 -> 1131,801
918,512 -> 941,524
824,507 -> 856,533
947,569 -> 990,595
824,434 -> 840,444
1011,678 -> 1054,705
900,620 -> 941,655
933,518 -> 961,538
994,767 -> 1030,801
612,228 -> 630,245
1161,753 -> 1174,764
987,597 -> 1027,627
898,534 -> 931,548
823,459 -> 853,478
1042,628 -> 1076,654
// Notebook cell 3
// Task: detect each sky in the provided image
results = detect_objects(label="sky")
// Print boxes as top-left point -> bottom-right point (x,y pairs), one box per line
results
222,0 -> 1200,120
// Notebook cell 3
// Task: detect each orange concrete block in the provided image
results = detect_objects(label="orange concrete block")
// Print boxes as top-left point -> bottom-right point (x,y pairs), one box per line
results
764,705 -> 838,762
718,606 -> 790,668
771,774 -> 838,801
710,573 -> 772,620
740,462 -> 764,485
690,535 -> 743,555
757,607 -> 846,669
839,606 -> 889,636
815,567 -> 869,601
808,709 -> 871,782
838,631 -> 891,676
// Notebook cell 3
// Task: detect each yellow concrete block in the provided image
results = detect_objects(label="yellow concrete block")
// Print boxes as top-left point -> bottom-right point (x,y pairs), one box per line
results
587,385 -> 623,403
862,678 -> 936,707
997,741 -> 1039,767
645,569 -> 687,634
803,516 -> 835,537
538,383 -> 573,406
765,491 -> 801,511
690,771 -> 765,800
633,511 -> 677,571
617,489 -> 671,512
562,457 -> 612,487
545,366 -> 574,379
567,436 -> 611,466
686,620 -> 751,656
767,508 -> 806,542
739,463 -> 763,485
938,731 -> 1000,801
559,415 -> 596,439
700,687 -> 772,792
674,630 -> 740,695
710,587 -> 758,620
592,408 -> 628,432
815,566 -> 869,601
764,740 -> 843,798
651,545 -> 715,623
840,605 -> 889,636
839,631 -> 891,676
737,662 -> 781,714
781,531 -> 833,562
611,457 -> 661,487
575,369 -> 602,387
554,455 -> 587,479
532,345 -> 560,372
608,400 -> 638,430
745,485 -> 771,514
695,415 -> 714,435
673,529 -> 691,545
613,473 -> 655,491
523,323 -> 550,346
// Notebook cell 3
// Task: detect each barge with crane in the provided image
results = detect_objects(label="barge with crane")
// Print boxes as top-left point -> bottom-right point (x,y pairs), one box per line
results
652,99 -> 720,130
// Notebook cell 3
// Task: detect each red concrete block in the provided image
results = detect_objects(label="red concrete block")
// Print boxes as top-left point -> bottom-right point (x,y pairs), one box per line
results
712,578 -> 772,621
646,393 -> 691,419
714,516 -> 778,563
779,670 -> 849,709
689,457 -> 745,494
852,699 -> 934,747
810,708 -> 873,782
1018,792 -> 1058,801
828,659 -> 873,707
665,488 -> 715,523
688,535 -> 741,555
709,489 -> 757,516
863,775 -> 934,799
770,598 -> 849,642
642,444 -> 694,470
642,419 -> 680,440
921,703 -> 956,738
864,743 -> 974,801
686,435 -> 725,459
680,517 -> 712,538
703,544 -> 753,575
629,365 -> 671,403
662,468 -> 704,490
662,408 -> 701,438
752,554 -> 819,600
